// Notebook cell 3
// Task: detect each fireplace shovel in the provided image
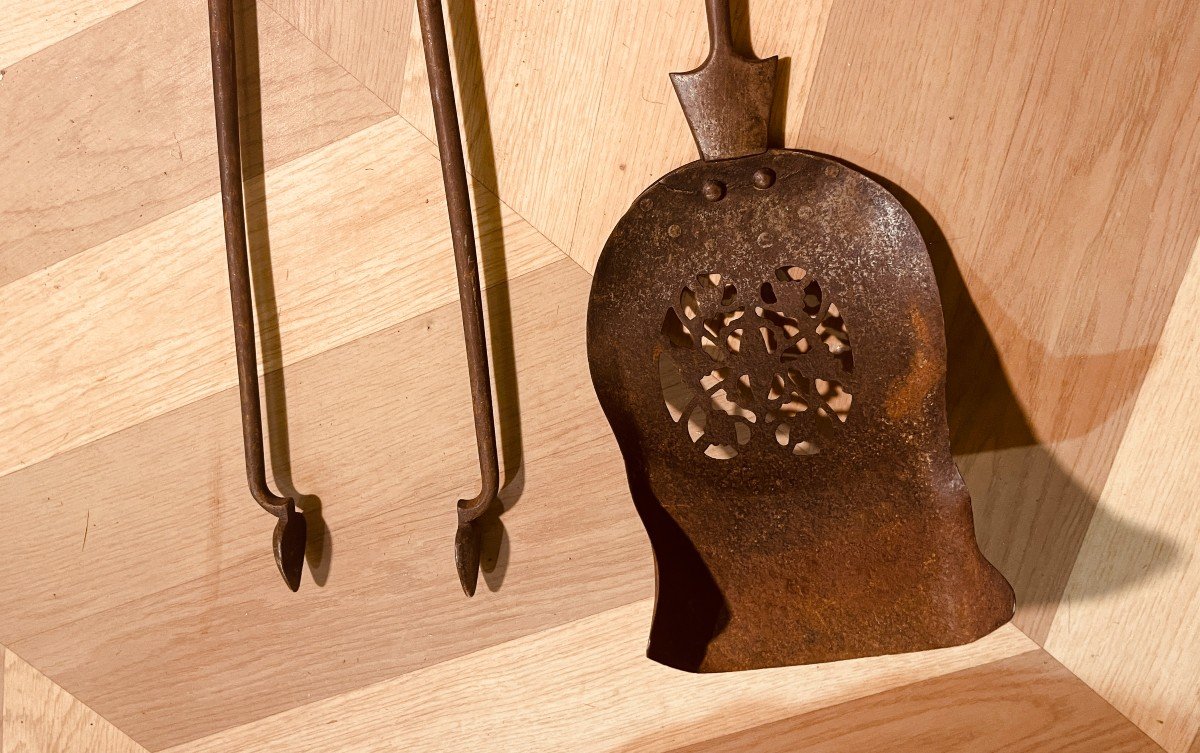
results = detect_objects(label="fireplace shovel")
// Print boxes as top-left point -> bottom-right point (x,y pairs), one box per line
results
587,0 -> 1014,671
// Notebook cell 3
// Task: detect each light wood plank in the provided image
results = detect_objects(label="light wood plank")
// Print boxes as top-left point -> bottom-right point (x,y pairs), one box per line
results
0,0 -> 140,71
392,0 -> 621,253
2,648 -> 147,753
165,603 -> 1034,753
1045,243 -> 1200,753
3,261 -> 654,749
671,650 -> 1162,753
0,114 -> 563,480
566,0 -> 835,273
959,0 -> 1200,643
0,0 -> 393,286
0,259 -> 607,642
264,0 -> 414,112
798,0 -> 1200,643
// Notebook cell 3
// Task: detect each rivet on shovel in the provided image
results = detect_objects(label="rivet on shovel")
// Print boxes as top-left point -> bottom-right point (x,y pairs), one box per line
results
417,0 -> 500,597
207,0 -> 306,591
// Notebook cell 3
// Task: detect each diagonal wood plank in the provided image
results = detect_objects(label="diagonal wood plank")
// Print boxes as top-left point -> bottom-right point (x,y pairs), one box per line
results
391,0 -> 622,255
3,261 -> 656,749
164,603 -> 1034,753
958,0 -> 1200,644
0,0 -> 393,286
0,258 -> 601,643
669,650 -> 1163,753
1045,241 -> 1200,753
0,0 -> 141,71
0,114 -> 564,481
265,0 -> 415,112
3,648 -> 148,753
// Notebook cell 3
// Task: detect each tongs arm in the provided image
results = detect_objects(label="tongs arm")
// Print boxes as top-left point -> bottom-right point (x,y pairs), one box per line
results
416,0 -> 500,597
207,0 -> 306,591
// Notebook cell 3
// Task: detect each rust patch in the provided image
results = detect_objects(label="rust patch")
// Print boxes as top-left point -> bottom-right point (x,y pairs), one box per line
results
886,306 -> 939,420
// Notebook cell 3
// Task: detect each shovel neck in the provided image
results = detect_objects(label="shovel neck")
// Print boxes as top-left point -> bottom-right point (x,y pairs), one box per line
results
670,0 -> 778,162
704,0 -> 735,57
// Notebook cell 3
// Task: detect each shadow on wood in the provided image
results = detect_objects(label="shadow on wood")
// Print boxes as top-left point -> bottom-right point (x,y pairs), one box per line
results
830,156 -> 1181,636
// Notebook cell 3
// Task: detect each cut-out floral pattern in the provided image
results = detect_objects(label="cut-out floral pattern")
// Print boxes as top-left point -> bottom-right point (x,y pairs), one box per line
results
659,268 -> 854,459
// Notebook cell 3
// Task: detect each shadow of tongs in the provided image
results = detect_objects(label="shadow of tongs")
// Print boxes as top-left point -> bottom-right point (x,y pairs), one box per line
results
416,0 -> 500,597
207,0 -> 307,591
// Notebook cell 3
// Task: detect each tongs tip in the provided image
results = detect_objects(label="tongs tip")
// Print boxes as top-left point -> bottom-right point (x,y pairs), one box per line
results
454,519 -> 482,597
272,500 -> 307,592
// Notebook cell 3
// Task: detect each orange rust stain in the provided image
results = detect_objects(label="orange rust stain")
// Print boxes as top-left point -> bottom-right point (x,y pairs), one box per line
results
887,307 -> 939,420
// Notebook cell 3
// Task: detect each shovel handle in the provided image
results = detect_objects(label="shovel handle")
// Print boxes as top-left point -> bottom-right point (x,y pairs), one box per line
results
671,0 -> 777,161
704,0 -> 735,56
416,0 -> 500,595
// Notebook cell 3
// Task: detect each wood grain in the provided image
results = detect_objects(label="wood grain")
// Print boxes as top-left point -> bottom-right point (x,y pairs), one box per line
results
959,0 -> 1200,644
3,648 -> 147,753
797,0 -> 1200,644
0,115 -> 563,480
394,0 -> 621,254
2,261 -> 654,749
165,603 -> 1034,753
0,0 -> 393,286
1044,242 -> 1200,753
265,0 -> 414,112
0,0 -> 140,71
670,650 -> 1162,753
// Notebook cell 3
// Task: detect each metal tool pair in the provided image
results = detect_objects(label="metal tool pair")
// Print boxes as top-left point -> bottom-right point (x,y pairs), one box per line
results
207,0 -> 493,594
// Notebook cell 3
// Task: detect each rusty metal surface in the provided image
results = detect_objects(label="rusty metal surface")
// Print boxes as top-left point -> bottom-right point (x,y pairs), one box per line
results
417,0 -> 499,597
208,0 -> 306,591
669,0 -> 776,161
587,0 -> 1013,671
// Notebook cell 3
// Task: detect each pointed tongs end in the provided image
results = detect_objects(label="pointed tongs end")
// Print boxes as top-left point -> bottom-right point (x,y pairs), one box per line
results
454,493 -> 493,597
272,500 -> 307,592
454,519 -> 482,597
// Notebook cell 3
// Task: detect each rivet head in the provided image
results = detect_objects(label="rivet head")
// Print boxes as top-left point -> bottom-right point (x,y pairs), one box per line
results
702,180 -> 725,201
752,168 -> 776,189
824,164 -> 839,178
667,224 -> 682,238
639,197 -> 653,212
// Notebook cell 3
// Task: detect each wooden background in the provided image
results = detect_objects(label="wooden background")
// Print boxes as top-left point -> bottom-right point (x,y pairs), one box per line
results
1,0 -> 1197,750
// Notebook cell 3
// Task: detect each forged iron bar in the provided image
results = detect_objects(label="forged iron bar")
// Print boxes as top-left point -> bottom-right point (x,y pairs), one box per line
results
416,0 -> 500,597
207,0 -> 306,591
